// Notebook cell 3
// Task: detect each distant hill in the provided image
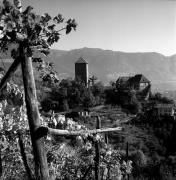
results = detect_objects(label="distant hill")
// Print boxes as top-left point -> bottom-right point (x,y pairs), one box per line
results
46,48 -> 176,91
1,47 -> 176,91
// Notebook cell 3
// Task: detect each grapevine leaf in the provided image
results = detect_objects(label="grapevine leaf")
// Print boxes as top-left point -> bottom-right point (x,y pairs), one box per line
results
41,39 -> 49,49
66,25 -> 72,34
43,13 -> 51,23
23,6 -> 33,15
32,57 -> 43,63
53,14 -> 64,23
66,18 -> 71,24
35,24 -> 42,35
57,14 -> 64,22
13,0 -> 22,10
48,24 -> 55,31
40,49 -> 50,56
3,0 -> 12,8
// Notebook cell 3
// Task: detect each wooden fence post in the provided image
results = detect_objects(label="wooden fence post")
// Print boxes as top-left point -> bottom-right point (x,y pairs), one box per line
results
105,133 -> 109,145
20,44 -> 49,180
0,149 -> 2,178
126,141 -> 130,180
95,116 -> 101,180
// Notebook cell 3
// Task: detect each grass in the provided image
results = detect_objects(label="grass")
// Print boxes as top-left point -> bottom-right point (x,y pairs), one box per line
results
82,105 -> 163,158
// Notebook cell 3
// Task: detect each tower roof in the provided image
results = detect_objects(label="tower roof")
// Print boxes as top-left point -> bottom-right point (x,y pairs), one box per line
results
130,74 -> 150,83
75,57 -> 88,64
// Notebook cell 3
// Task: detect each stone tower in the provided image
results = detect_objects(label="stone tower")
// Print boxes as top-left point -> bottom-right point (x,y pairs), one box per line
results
75,57 -> 88,86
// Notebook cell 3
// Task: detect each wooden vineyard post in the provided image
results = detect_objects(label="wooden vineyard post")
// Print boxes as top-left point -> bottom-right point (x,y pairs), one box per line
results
20,44 -> 49,180
126,142 -> 129,160
105,133 -> 109,145
126,142 -> 130,180
95,116 -> 101,180
0,149 -> 2,178
0,57 -> 21,92
18,131 -> 34,180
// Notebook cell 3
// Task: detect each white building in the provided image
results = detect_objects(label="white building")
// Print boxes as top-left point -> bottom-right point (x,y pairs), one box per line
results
153,104 -> 175,117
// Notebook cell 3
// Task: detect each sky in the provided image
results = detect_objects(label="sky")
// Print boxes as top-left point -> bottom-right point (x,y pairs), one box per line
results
22,0 -> 176,56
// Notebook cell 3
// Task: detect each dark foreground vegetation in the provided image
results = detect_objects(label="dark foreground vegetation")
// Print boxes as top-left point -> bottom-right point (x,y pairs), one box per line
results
1,59 -> 176,179
36,74 -> 176,180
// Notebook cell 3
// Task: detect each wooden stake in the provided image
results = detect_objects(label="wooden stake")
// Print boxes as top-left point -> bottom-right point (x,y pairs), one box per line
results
18,131 -> 34,180
95,116 -> 101,180
20,43 -> 49,180
0,149 -> 2,178
0,57 -> 21,92
126,142 -> 130,180
105,133 -> 109,145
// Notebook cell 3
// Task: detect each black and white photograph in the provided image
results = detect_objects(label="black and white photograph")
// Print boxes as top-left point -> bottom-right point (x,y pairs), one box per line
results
0,0 -> 176,179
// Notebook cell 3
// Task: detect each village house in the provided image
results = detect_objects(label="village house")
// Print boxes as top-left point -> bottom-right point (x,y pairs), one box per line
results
153,104 -> 175,117
116,74 -> 151,101
116,74 -> 151,91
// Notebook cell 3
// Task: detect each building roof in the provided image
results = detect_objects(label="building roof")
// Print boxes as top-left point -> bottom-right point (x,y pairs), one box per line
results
116,74 -> 150,88
75,57 -> 88,64
116,76 -> 131,85
130,74 -> 150,84
155,104 -> 174,108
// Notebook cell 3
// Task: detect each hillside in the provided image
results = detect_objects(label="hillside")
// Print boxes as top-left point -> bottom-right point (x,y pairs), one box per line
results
1,47 -> 176,91
47,48 -> 176,91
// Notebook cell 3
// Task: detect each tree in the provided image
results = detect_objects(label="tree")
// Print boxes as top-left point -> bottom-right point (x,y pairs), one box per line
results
90,81 -> 104,105
0,0 -> 77,179
131,150 -> 147,178
81,89 -> 95,108
89,75 -> 97,86
91,81 -> 104,97
150,92 -> 174,104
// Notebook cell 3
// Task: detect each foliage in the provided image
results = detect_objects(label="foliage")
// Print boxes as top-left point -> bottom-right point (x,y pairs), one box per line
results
105,87 -> 119,106
124,108 -> 176,179
130,150 -> 147,178
122,90 -> 142,114
0,0 -> 77,85
90,81 -> 105,105
0,1 -> 133,179
34,59 -> 59,87
105,86 -> 142,114
45,113 -> 132,180
41,79 -> 106,112
0,74 -> 32,179
0,0 -> 77,51
149,92 -> 174,104
0,73 -> 132,179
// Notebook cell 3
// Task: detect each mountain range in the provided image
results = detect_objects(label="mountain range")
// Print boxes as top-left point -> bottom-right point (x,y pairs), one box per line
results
46,48 -> 176,91
1,47 -> 176,91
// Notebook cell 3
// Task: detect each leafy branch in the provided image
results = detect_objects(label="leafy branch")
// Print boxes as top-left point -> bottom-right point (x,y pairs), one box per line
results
0,0 -> 77,56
